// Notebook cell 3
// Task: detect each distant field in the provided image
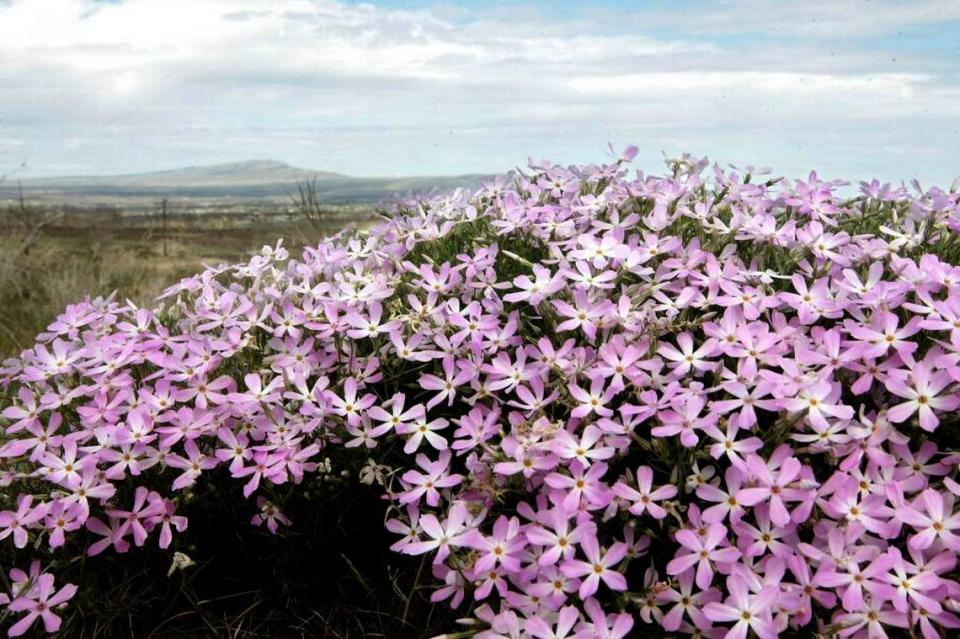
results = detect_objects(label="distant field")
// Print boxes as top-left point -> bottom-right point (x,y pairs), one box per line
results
0,200 -> 375,358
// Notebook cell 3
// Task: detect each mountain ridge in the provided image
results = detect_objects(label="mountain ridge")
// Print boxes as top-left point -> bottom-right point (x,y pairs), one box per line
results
0,160 -> 491,203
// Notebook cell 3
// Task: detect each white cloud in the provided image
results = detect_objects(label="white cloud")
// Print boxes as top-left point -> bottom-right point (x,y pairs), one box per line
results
0,0 -> 957,185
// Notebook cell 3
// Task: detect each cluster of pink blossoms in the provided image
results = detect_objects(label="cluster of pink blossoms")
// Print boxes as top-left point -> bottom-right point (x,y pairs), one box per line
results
2,146 -> 960,638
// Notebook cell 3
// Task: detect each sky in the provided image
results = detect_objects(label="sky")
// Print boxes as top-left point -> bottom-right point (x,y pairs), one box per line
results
0,0 -> 958,185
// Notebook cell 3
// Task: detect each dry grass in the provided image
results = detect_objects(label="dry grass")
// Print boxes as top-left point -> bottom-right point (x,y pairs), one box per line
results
0,202 -> 367,358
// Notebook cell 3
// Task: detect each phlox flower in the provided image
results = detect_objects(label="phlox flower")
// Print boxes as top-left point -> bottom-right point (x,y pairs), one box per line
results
704,416 -> 763,469
43,500 -> 85,548
658,332 -> 717,377
779,274 -> 838,324
0,496 -> 49,549
504,265 -> 565,305
734,454 -> 804,528
1,389 -> 43,434
709,379 -> 777,429
813,550 -> 897,613
544,462 -> 612,512
846,311 -> 921,361
524,605 -> 580,639
666,522 -> 741,589
697,466 -> 749,524
62,465 -> 116,518
420,357 -> 476,409
396,414 -> 449,453
403,501 -> 473,564
831,597 -> 908,638
470,515 -> 526,574
234,450 -> 288,497
5,573 -> 77,637
780,378 -> 854,430
884,360 -> 960,431
226,373 -> 284,409
327,377 -> 376,426
898,488 -> 960,552
525,506 -> 594,566
568,377 -> 615,418
563,260 -> 618,292
399,450 -> 462,507
882,548 -> 944,615
166,440 -> 218,491
482,350 -> 535,393
702,576 -> 779,639
251,497 -> 291,534
0,412 -> 63,462
653,392 -> 715,447
39,439 -> 87,488
559,533 -> 628,598
104,486 -> 163,547
657,568 -> 719,631
577,596 -> 634,639
612,466 -> 677,519
367,393 -> 424,434
550,425 -> 614,467
345,301 -> 400,339
508,376 -> 559,413
553,290 -> 613,342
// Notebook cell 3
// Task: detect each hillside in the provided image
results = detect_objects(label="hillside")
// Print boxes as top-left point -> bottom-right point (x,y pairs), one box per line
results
0,160 -> 490,202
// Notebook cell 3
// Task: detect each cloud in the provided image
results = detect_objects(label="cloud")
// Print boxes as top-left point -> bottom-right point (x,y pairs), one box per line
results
0,0 -> 957,185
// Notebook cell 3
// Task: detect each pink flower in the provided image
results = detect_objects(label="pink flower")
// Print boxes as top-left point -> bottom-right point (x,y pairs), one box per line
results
0,496 -> 48,549
544,462 -> 612,512
813,549 -> 897,612
367,392 -> 425,434
709,380 -> 777,430
657,568 -> 719,631
166,440 -> 218,491
653,392 -> 715,447
884,360 -> 960,431
525,506 -> 594,566
6,573 -> 77,636
251,498 -> 291,534
553,290 -> 613,342
780,378 -> 854,430
404,501 -> 473,564
658,332 -> 717,377
705,416 -> 763,469
568,377 -> 615,419
399,450 -> 462,507
898,488 -> 960,552
702,576 -> 779,639
734,454 -> 804,527
846,311 -> 921,360
560,533 -> 628,598
612,466 -> 677,519
667,522 -> 741,589
396,414 -> 449,453
420,357 -> 475,409
327,377 -> 376,426
104,487 -> 163,547
551,425 -> 614,467
470,515 -> 526,573
43,501 -> 84,548
345,301 -> 399,339
504,265 -> 564,305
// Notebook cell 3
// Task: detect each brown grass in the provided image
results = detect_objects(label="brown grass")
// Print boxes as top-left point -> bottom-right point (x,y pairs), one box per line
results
0,202 -> 370,358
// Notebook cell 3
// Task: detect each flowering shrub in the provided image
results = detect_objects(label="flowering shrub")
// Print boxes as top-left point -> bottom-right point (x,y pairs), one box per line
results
2,146 -> 960,638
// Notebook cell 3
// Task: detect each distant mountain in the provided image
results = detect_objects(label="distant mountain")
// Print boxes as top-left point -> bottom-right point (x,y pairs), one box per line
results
0,160 -> 489,203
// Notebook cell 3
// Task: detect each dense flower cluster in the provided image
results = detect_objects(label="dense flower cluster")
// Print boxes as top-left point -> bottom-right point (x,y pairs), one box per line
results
2,146 -> 960,638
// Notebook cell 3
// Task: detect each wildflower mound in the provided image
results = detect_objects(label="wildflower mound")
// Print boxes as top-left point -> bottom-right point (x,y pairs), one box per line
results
2,146 -> 960,638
